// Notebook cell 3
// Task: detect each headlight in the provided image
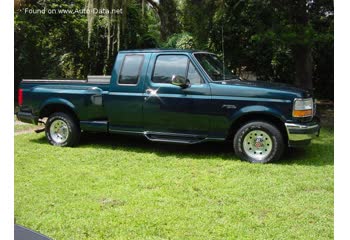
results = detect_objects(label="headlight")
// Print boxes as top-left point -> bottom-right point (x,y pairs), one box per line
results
293,98 -> 313,117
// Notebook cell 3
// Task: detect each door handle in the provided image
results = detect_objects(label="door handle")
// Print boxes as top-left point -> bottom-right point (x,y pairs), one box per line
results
144,88 -> 158,101
145,88 -> 154,94
145,88 -> 158,95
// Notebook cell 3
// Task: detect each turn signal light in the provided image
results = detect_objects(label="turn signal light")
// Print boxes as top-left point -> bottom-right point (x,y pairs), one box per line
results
292,109 -> 313,117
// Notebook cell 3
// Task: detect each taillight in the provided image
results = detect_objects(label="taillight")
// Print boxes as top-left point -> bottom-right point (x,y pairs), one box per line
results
18,89 -> 23,106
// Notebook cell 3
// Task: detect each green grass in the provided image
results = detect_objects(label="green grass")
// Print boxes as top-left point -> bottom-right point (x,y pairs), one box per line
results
15,129 -> 334,240
14,114 -> 42,133
14,123 -> 38,132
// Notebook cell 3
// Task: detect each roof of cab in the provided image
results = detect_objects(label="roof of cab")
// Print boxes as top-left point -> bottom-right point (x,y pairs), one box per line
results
118,49 -> 208,54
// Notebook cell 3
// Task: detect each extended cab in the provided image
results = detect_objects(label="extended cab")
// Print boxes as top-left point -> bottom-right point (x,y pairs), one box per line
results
17,49 -> 320,163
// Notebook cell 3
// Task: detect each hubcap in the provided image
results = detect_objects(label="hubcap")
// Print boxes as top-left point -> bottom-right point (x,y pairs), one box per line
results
49,120 -> 69,144
243,130 -> 273,160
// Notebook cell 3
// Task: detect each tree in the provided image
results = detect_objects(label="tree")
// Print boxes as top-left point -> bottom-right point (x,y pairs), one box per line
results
14,0 -> 334,100
202,0 -> 333,96
146,0 -> 180,41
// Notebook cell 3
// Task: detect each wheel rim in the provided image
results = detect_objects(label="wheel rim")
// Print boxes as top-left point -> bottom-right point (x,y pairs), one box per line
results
49,119 -> 69,144
242,130 -> 273,161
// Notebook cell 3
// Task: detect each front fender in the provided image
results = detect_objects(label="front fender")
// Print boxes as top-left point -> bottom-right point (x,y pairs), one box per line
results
229,105 -> 287,123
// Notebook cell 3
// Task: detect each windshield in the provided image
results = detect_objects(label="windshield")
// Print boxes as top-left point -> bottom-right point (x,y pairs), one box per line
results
194,53 -> 238,81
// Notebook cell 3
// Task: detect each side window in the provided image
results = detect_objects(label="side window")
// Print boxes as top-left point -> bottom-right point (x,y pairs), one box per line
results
187,62 -> 203,85
118,55 -> 144,85
152,55 -> 188,84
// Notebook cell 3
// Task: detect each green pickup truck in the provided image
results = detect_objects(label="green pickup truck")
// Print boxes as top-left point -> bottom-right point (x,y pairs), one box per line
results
17,49 -> 320,163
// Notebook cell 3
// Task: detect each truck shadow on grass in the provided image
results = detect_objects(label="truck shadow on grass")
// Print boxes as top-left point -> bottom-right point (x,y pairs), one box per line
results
31,131 -> 333,166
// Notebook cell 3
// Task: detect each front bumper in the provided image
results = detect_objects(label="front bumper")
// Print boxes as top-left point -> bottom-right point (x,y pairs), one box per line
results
16,111 -> 38,125
285,118 -> 320,147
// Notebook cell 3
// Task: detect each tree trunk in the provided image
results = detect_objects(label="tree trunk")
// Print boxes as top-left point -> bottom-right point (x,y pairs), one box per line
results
291,0 -> 314,90
159,10 -> 168,41
146,0 -> 178,40
293,44 -> 313,90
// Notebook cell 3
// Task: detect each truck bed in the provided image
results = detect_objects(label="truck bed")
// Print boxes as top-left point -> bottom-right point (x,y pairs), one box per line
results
19,76 -> 111,123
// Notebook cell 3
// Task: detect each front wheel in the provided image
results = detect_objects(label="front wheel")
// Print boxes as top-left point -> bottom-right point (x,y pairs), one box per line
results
45,112 -> 80,147
233,121 -> 285,163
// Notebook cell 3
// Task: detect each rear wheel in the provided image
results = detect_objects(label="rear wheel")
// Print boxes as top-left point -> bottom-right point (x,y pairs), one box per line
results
233,121 -> 285,163
45,112 -> 80,147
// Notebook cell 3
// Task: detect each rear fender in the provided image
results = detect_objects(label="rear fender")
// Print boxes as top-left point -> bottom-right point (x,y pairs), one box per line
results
38,98 -> 77,117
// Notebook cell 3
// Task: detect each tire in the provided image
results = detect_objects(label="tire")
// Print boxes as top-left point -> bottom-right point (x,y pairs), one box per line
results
45,112 -> 80,147
233,121 -> 285,163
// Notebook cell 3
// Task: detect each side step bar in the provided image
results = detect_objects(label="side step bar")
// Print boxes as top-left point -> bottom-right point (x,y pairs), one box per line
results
144,131 -> 207,144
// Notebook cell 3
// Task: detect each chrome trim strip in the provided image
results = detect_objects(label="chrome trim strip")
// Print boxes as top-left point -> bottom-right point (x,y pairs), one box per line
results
285,123 -> 319,130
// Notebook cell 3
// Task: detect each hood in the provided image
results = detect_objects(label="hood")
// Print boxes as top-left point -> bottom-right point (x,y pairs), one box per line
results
218,79 -> 312,98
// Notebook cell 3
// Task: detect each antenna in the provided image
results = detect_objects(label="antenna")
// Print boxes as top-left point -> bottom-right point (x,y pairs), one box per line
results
222,24 -> 225,80
221,1 -> 225,80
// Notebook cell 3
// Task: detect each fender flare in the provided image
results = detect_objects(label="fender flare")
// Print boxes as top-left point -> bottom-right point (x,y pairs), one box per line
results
229,105 -> 287,123
38,98 -> 77,117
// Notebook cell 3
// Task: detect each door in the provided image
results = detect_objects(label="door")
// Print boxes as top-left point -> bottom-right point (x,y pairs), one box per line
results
143,53 -> 211,137
105,53 -> 148,133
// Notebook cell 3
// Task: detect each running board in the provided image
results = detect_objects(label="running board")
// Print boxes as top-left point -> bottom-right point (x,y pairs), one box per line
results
144,131 -> 207,144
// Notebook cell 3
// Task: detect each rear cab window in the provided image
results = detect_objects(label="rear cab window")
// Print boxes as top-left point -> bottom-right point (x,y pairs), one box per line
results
118,55 -> 144,85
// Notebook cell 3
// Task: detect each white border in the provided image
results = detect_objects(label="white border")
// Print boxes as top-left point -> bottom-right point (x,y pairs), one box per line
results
0,0 -> 14,239
0,1 -> 343,239
334,0 -> 350,239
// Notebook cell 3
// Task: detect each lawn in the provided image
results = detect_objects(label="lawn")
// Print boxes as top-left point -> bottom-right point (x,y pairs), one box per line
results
15,128 -> 334,240
14,123 -> 39,133
14,115 -> 43,134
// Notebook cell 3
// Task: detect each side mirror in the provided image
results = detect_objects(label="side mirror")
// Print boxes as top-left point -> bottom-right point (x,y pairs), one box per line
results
171,75 -> 190,89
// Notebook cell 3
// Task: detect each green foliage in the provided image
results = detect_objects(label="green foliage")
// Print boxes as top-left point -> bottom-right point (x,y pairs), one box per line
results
14,0 -> 334,99
163,32 -> 195,49
15,129 -> 333,239
15,0 -> 89,81
181,0 -> 217,49
14,0 -> 161,92
185,0 -> 333,97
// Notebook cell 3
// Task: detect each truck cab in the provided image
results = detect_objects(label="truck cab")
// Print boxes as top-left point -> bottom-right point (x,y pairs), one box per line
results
17,49 -> 320,163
